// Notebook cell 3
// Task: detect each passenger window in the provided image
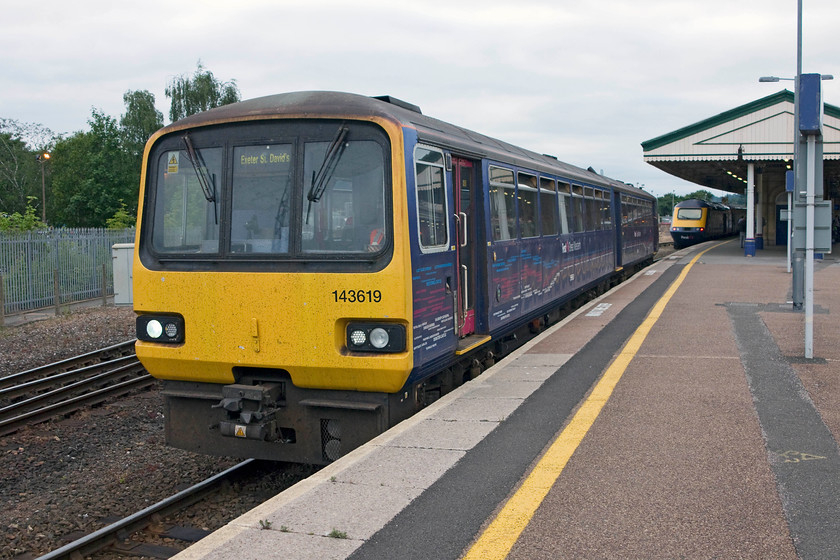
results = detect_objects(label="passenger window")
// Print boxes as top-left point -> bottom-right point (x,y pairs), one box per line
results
518,173 -> 538,238
540,178 -> 558,236
593,190 -> 602,230
571,185 -> 586,233
600,191 -> 612,229
621,195 -> 630,225
557,182 -> 571,235
490,166 -> 516,241
584,188 -> 597,232
415,146 -> 449,251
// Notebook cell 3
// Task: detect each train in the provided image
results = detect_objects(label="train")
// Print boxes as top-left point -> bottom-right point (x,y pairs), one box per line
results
669,199 -> 744,249
132,91 -> 658,464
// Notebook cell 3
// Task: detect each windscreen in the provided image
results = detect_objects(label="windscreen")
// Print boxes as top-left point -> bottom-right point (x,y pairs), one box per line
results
153,147 -> 222,253
143,121 -> 390,265
677,208 -> 703,221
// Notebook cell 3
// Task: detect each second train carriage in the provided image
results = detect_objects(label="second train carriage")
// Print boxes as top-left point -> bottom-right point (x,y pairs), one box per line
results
133,91 -> 657,464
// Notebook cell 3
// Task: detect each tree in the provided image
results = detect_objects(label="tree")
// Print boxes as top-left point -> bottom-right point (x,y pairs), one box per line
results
0,118 -> 56,151
120,90 -> 164,159
50,110 -> 136,227
0,119 -> 56,216
685,190 -> 714,202
26,91 -> 162,228
657,195 -> 674,218
165,61 -> 241,122
0,131 -> 36,215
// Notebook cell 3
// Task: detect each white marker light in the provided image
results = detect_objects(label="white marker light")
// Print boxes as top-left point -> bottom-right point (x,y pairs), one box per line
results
146,319 -> 163,339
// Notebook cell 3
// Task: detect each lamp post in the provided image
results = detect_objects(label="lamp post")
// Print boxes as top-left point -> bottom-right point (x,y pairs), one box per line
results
757,73 -> 834,310
759,75 -> 834,82
758,0 -> 834,359
36,152 -> 50,223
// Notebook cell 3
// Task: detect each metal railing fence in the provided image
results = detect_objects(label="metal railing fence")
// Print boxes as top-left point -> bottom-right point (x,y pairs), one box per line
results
0,228 -> 135,321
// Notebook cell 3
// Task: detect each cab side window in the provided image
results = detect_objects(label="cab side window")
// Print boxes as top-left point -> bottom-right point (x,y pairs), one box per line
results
415,146 -> 449,251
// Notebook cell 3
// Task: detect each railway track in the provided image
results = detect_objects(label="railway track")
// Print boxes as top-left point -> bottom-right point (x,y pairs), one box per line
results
0,340 -> 154,436
37,459 -> 257,560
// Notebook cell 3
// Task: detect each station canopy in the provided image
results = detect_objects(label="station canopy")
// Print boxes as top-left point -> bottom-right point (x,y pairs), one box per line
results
641,90 -> 840,195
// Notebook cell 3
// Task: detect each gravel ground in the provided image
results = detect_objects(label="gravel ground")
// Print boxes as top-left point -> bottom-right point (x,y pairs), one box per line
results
0,306 -> 137,378
0,306 -> 314,560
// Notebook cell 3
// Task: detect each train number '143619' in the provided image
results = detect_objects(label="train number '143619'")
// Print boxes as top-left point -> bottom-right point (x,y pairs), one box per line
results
332,289 -> 382,303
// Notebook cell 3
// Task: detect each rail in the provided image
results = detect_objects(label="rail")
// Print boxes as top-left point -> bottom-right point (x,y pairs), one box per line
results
0,340 -> 136,390
0,340 -> 152,436
36,460 -> 256,560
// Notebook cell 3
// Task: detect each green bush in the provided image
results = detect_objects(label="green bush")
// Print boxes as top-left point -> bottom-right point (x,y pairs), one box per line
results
0,197 -> 46,232
106,201 -> 135,229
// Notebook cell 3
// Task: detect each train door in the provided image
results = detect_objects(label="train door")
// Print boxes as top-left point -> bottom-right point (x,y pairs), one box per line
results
453,158 -> 477,337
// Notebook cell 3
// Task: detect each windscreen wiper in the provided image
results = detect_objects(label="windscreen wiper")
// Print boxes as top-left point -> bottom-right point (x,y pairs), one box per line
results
182,133 -> 218,224
305,124 -> 348,224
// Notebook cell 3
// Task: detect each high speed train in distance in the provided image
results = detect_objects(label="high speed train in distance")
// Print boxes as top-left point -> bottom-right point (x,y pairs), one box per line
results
132,91 -> 658,464
669,198 -> 744,249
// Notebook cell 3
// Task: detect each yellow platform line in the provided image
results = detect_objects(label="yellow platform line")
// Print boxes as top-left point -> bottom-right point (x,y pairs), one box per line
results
462,243 -> 723,560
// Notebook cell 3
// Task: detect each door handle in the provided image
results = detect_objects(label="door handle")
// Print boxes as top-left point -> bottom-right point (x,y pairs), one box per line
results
461,264 -> 468,314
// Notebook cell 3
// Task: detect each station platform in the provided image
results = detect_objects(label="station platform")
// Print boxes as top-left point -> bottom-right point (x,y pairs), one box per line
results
173,240 -> 840,560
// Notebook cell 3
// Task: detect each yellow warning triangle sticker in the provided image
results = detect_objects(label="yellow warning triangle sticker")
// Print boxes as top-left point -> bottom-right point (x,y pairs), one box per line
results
235,426 -> 246,438
167,154 -> 179,173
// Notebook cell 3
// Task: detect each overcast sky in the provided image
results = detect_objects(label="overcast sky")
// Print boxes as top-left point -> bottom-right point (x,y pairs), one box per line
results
2,0 -> 837,197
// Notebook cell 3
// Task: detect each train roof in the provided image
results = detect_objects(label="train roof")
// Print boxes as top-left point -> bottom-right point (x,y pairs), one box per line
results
674,198 -> 731,210
163,91 -> 652,200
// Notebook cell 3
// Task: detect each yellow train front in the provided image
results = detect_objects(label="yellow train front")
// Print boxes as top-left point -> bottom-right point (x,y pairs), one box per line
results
134,94 -> 415,464
669,198 -> 737,249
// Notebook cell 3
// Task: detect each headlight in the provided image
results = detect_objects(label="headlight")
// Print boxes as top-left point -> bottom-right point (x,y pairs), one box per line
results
137,315 -> 185,343
346,323 -> 405,353
146,319 -> 163,339
369,328 -> 389,349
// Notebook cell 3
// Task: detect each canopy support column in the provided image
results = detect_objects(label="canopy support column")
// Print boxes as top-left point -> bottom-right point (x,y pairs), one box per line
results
745,163 -> 756,256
